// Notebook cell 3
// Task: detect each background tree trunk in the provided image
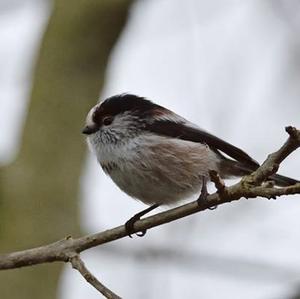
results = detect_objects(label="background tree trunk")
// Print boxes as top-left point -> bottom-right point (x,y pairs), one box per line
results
0,1 -> 132,298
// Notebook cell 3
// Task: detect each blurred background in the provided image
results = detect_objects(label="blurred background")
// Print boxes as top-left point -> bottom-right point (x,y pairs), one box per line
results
1,0 -> 300,298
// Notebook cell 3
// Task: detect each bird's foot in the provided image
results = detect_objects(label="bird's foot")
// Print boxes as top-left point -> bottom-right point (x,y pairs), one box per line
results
197,176 -> 217,210
125,204 -> 159,238
125,215 -> 147,238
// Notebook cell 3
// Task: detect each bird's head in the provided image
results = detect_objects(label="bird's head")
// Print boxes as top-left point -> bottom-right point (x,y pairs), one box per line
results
82,93 -> 171,145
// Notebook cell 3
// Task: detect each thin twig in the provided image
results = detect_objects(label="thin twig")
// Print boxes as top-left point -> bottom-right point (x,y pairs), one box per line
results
244,126 -> 300,185
209,170 -> 227,198
69,253 -> 121,299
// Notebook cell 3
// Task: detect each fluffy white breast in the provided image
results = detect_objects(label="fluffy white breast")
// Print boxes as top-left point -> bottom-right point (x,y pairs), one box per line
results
87,132 -> 220,205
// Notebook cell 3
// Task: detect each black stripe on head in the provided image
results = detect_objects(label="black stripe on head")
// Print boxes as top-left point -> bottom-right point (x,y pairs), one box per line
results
104,94 -> 156,112
92,94 -> 166,127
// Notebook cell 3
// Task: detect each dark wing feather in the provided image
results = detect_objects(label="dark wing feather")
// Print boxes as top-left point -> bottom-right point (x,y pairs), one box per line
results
145,120 -> 259,169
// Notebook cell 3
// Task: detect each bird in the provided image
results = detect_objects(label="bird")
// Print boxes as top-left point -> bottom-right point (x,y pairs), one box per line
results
82,93 -> 298,236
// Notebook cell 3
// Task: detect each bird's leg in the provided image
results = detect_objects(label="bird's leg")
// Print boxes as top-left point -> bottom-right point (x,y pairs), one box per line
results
197,176 -> 209,203
125,203 -> 160,238
197,176 -> 217,210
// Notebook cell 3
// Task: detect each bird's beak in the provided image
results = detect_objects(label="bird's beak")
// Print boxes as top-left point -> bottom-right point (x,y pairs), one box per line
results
82,125 -> 99,135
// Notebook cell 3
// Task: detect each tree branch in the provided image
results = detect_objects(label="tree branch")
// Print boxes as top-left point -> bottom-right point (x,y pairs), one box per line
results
244,126 -> 300,185
0,126 -> 300,298
69,253 -> 121,299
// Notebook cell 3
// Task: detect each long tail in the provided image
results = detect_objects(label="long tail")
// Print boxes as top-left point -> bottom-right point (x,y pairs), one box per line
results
268,173 -> 299,187
219,159 -> 299,187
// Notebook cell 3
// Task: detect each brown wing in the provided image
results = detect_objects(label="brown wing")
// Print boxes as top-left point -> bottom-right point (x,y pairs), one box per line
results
145,120 -> 259,170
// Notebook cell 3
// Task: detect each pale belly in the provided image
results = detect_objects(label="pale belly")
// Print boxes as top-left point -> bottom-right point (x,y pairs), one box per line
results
99,137 -> 219,205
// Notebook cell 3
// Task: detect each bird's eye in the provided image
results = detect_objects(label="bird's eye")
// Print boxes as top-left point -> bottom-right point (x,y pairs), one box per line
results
103,116 -> 113,126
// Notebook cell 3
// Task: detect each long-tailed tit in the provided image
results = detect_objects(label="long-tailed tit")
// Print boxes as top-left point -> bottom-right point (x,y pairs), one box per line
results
83,94 -> 298,236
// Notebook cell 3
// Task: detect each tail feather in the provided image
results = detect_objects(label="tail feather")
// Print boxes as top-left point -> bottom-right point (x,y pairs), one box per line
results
219,159 -> 299,187
269,173 -> 299,187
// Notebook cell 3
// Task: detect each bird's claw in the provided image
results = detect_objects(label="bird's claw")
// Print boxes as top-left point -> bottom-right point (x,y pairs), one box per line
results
197,191 -> 217,210
197,188 -> 209,204
208,205 -> 218,210
125,215 -> 147,238
197,176 -> 218,210
125,204 -> 159,238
